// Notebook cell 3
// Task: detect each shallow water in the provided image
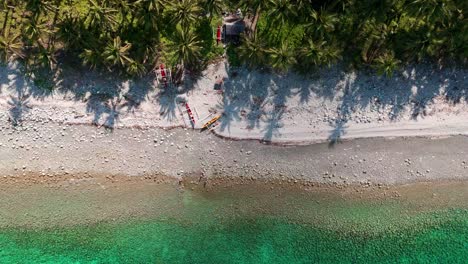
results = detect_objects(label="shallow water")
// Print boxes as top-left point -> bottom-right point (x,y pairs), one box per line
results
1,181 -> 468,263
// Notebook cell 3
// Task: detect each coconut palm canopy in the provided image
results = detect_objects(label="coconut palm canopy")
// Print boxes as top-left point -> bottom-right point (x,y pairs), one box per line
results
0,0 -> 465,79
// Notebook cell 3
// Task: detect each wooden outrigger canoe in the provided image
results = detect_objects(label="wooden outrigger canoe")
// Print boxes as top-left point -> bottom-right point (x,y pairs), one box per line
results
185,103 -> 196,128
201,115 -> 221,130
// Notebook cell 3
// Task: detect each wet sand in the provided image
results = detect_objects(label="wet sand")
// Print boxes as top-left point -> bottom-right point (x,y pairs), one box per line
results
1,171 -> 468,230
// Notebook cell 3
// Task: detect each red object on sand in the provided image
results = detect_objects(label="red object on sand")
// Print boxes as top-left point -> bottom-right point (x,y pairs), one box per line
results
160,64 -> 166,78
159,64 -> 168,88
216,26 -> 221,45
185,103 -> 196,128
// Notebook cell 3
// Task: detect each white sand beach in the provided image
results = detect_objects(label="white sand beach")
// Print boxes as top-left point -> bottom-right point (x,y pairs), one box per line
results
1,60 -> 467,144
1,60 -> 468,187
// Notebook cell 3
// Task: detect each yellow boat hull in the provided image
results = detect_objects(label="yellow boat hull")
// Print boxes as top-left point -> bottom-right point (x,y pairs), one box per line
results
202,115 -> 221,130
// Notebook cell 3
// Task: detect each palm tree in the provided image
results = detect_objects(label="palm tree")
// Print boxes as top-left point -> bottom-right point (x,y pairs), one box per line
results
34,44 -> 57,70
114,0 -> 132,32
0,32 -> 23,63
57,12 -> 84,50
293,0 -> 312,13
80,48 -> 102,69
22,16 -> 49,46
203,0 -> 224,22
283,0 -> 312,25
169,0 -> 202,28
264,0 -> 298,41
102,36 -> 134,69
126,60 -> 147,77
408,0 -> 455,24
374,52 -> 400,77
239,0 -> 271,36
267,0 -> 297,28
299,38 -> 340,68
48,0 -> 63,41
358,22 -> 391,63
136,0 -> 166,33
1,0 -> 12,35
84,0 -> 118,32
268,42 -> 296,72
300,39 -> 326,66
138,0 -> 166,16
25,0 -> 52,21
307,7 -> 339,39
238,34 -> 267,68
170,27 -> 203,69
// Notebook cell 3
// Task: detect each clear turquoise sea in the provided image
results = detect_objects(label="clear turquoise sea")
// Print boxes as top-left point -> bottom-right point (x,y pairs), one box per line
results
1,182 -> 467,263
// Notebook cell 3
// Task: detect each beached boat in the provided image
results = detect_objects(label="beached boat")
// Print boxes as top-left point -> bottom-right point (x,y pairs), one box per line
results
185,103 -> 196,128
202,115 -> 221,130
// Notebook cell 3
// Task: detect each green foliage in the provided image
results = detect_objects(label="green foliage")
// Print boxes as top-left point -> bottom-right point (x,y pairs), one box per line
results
0,32 -> 23,62
374,52 -> 401,77
170,26 -> 203,68
0,0 -> 225,79
226,44 -> 241,67
102,36 -> 133,68
0,0 -> 465,80
238,34 -> 267,69
168,0 -> 202,29
268,42 -> 297,72
237,0 -> 467,75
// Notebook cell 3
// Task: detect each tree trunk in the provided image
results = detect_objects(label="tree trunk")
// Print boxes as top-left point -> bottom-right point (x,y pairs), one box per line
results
284,24 -> 295,40
129,12 -> 135,27
2,8 -> 10,35
48,7 -> 60,48
275,23 -> 284,42
118,8 -> 128,33
251,9 -> 260,37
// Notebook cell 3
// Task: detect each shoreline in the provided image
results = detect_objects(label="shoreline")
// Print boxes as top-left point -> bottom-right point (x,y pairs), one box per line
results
1,61 -> 468,187
1,117 -> 468,230
1,119 -> 468,187
1,173 -> 468,229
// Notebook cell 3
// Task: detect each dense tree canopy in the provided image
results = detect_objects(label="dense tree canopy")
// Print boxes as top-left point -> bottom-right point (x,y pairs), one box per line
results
237,0 -> 467,73
0,0 -> 466,80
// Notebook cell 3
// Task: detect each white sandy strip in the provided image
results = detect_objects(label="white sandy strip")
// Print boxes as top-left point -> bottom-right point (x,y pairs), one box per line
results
213,116 -> 468,144
1,61 -> 467,145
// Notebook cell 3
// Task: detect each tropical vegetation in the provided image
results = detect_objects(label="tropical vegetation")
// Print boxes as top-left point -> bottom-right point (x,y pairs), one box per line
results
0,0 -> 466,81
237,0 -> 467,74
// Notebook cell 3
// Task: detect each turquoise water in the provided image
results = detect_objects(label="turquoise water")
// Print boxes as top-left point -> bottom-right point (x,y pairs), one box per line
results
1,212 -> 468,263
1,184 -> 468,263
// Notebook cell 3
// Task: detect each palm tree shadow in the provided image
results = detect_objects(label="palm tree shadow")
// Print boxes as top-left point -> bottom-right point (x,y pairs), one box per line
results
261,106 -> 285,142
328,120 -> 347,148
7,94 -> 31,126
216,95 -> 241,133
122,78 -> 154,113
102,98 -> 124,130
157,88 -> 178,122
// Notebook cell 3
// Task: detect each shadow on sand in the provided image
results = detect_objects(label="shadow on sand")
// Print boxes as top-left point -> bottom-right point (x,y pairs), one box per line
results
0,62 -> 193,130
1,61 -> 466,144
217,64 -> 467,146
